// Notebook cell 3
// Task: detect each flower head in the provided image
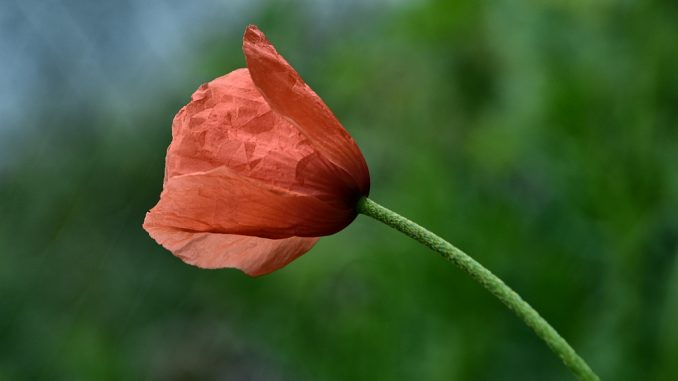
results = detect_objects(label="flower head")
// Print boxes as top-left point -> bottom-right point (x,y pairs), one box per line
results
143,25 -> 370,276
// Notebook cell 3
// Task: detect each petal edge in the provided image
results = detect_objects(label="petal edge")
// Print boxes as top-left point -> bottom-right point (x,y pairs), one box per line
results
144,224 -> 319,276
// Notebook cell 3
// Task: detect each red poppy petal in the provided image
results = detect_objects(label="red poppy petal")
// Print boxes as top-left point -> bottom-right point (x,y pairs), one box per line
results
144,225 -> 318,276
165,68 -> 357,206
144,165 -> 356,239
242,25 -> 369,195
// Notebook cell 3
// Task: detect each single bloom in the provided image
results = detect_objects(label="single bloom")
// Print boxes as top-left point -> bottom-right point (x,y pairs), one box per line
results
143,25 -> 370,276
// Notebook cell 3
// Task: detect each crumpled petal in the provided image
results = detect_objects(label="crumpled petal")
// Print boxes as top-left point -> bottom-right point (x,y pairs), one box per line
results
165,68 -> 356,206
243,25 -> 370,196
144,165 -> 356,239
144,225 -> 318,276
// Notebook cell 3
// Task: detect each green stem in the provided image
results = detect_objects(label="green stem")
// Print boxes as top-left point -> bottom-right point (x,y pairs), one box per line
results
357,197 -> 599,381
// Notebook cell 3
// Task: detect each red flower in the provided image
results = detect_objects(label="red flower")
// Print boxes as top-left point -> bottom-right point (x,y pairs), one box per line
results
143,25 -> 370,276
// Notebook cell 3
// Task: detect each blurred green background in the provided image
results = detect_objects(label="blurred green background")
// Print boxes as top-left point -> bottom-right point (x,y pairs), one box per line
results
2,0 -> 678,380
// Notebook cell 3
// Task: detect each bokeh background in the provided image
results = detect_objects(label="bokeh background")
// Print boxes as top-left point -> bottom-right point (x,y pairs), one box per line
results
2,0 -> 677,380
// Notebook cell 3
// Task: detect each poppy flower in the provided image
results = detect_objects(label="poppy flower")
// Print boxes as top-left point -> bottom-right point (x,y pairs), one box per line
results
143,25 -> 370,276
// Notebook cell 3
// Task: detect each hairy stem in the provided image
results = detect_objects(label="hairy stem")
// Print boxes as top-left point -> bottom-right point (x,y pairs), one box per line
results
357,197 -> 599,381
